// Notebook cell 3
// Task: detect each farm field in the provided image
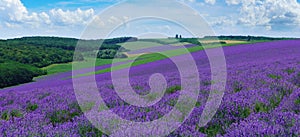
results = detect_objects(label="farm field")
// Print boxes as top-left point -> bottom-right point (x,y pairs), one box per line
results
1,40 -> 300,136
43,38 -> 269,76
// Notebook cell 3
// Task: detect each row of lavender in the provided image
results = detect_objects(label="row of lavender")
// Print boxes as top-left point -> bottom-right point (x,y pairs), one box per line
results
0,40 -> 300,136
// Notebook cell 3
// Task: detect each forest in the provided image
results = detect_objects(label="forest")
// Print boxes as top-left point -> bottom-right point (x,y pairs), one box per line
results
0,36 -> 135,88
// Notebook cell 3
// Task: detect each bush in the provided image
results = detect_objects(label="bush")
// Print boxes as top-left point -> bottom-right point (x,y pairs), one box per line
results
47,109 -> 81,126
26,103 -> 38,112
179,38 -> 202,46
78,123 -> 104,136
1,110 -> 23,121
233,81 -> 243,93
97,49 -> 128,59
0,62 -> 46,88
166,85 -> 181,94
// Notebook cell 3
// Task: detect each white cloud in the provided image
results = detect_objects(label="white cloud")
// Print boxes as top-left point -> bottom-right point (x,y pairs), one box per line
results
225,0 -> 300,30
0,0 -> 39,25
209,16 -> 235,26
204,0 -> 216,5
225,0 -> 240,5
39,12 -> 51,25
0,0 -> 96,27
49,8 -> 95,26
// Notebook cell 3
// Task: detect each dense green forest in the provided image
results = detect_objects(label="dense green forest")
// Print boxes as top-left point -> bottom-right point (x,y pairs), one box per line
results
0,62 -> 46,88
0,36 -> 135,88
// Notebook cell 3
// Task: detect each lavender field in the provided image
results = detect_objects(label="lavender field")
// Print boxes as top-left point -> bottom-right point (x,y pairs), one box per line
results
1,40 -> 300,136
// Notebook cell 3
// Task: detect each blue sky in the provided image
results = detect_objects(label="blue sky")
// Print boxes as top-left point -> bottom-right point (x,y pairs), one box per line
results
0,0 -> 300,39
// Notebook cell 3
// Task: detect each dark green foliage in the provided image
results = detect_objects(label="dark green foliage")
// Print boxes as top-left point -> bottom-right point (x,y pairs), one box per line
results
254,102 -> 269,113
97,49 -> 128,59
247,35 -> 252,41
10,110 -> 23,118
1,111 -> 10,121
166,85 -> 181,94
198,124 -> 223,137
179,38 -> 202,46
207,41 -> 227,45
199,106 -> 251,137
220,41 -> 227,44
97,49 -> 117,59
47,110 -> 72,124
99,44 -> 121,50
0,62 -> 46,88
47,109 -> 81,125
284,68 -> 295,75
68,102 -> 83,117
1,36 -> 132,67
269,95 -> 283,109
78,123 -> 104,137
195,101 -> 201,107
295,96 -> 300,105
0,42 -> 74,67
233,81 -> 243,93
26,102 -> 38,112
268,74 -> 282,80
102,37 -> 138,45
238,107 -> 251,118
0,36 -> 132,88
6,36 -> 136,51
1,110 -> 23,121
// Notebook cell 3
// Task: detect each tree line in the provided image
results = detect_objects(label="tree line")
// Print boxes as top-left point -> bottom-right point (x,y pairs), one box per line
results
0,36 -> 136,88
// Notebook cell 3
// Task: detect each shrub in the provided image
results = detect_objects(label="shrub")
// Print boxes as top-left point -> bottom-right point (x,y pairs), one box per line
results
1,111 -> 10,121
26,102 -> 38,112
179,38 -> 202,46
1,110 -> 23,121
295,96 -> 300,105
254,102 -> 269,113
166,85 -> 181,94
10,110 -> 23,118
198,124 -> 224,137
0,62 -> 46,88
284,68 -> 295,75
238,107 -> 251,118
268,74 -> 282,80
233,81 -> 243,93
47,109 -> 81,125
78,123 -> 104,137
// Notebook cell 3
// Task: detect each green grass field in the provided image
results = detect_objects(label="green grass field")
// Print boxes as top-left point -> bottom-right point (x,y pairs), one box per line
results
43,39 -> 273,78
43,58 -> 128,75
